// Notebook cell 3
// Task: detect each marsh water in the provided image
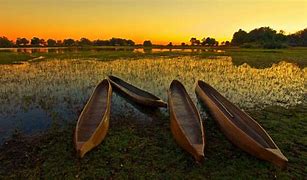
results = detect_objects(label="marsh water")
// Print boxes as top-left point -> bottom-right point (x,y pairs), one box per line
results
0,47 -> 225,54
0,55 -> 305,143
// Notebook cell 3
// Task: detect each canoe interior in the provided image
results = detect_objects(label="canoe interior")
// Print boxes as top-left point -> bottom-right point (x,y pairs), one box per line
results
198,81 -> 276,149
108,75 -> 160,100
170,80 -> 202,145
77,80 -> 109,142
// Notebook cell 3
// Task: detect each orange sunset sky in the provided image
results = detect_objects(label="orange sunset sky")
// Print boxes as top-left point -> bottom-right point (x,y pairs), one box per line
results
0,0 -> 306,45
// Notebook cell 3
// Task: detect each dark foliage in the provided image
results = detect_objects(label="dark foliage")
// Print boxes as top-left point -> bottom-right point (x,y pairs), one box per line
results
30,37 -> 41,46
47,39 -> 57,47
78,38 -> 92,46
16,38 -> 29,47
143,40 -> 152,46
0,27 -> 306,48
0,37 -> 14,47
201,37 -> 218,46
167,42 -> 173,46
109,38 -> 135,46
231,27 -> 307,48
63,39 -> 75,47
190,37 -> 201,46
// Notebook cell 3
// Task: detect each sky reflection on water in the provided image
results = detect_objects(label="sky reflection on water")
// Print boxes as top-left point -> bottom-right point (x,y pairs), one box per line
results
0,47 -> 225,54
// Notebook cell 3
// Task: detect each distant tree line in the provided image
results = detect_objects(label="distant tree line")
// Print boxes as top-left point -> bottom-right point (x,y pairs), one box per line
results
0,27 -> 306,48
189,37 -> 223,47
0,37 -> 135,48
231,27 -> 307,48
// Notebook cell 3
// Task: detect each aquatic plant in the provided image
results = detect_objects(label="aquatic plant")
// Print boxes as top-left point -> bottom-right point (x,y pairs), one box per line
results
0,57 -> 305,117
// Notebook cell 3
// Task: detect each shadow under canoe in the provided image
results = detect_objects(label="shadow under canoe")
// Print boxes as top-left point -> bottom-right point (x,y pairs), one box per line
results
108,75 -> 167,108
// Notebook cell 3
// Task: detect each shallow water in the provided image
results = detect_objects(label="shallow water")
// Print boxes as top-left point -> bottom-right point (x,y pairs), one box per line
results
0,57 -> 305,143
0,47 -> 225,54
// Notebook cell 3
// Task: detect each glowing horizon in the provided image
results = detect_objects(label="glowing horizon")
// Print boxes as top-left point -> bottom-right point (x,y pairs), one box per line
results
0,0 -> 306,45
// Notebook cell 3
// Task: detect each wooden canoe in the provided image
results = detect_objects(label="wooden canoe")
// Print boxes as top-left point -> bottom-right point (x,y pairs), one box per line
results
74,79 -> 112,158
108,75 -> 167,108
168,80 -> 205,162
195,80 -> 288,168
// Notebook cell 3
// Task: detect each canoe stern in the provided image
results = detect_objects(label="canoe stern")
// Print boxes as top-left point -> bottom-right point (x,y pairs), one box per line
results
265,148 -> 288,169
195,80 -> 288,169
74,79 -> 112,158
168,83 -> 205,163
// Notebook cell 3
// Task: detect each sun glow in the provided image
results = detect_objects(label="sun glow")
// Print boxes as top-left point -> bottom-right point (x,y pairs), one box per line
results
0,0 -> 306,44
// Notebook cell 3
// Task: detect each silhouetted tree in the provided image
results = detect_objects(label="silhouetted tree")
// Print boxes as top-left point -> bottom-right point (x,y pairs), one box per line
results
0,36 -> 14,47
47,39 -> 57,47
202,37 -> 217,46
248,27 -> 277,43
181,42 -> 186,46
79,38 -> 92,46
288,28 -> 307,46
63,39 -> 75,46
56,40 -> 63,46
225,41 -> 230,46
127,40 -> 135,46
276,31 -> 287,42
231,29 -> 248,46
143,40 -> 152,46
231,27 -> 290,48
110,38 -> 120,46
299,28 -> 307,46
195,40 -> 201,46
39,39 -> 46,46
31,37 -> 41,46
16,38 -> 29,47
190,37 -> 197,46
93,39 -> 110,46
167,42 -> 173,46
108,38 -> 134,46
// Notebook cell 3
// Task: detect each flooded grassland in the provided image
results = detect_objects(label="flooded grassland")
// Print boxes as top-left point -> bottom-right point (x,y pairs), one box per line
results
1,57 -> 305,140
0,56 -> 306,178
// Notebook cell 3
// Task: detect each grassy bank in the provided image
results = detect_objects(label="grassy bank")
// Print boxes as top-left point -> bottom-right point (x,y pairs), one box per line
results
225,48 -> 307,68
1,47 -> 307,68
0,104 -> 306,179
0,52 -> 34,64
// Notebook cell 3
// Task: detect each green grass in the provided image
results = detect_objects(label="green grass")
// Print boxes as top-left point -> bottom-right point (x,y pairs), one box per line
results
0,52 -> 35,64
0,104 -> 306,179
224,48 -> 307,68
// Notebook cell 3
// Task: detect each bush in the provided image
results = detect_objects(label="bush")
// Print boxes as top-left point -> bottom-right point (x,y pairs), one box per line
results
240,43 -> 260,48
263,42 -> 288,49
240,42 -> 288,49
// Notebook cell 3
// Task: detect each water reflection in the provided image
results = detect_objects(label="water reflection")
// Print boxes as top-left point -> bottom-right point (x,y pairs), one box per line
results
133,48 -> 224,53
0,57 -> 305,143
0,47 -> 225,54
0,109 -> 51,139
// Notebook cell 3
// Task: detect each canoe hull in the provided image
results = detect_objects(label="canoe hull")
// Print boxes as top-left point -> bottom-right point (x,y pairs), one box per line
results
75,116 -> 110,158
108,76 -> 167,108
74,79 -> 112,158
169,101 -> 205,162
168,80 -> 205,162
195,81 -> 287,168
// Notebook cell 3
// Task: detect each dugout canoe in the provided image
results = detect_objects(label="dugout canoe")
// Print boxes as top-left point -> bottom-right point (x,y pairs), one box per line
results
108,75 -> 167,108
168,80 -> 205,162
74,79 -> 112,158
195,80 -> 288,168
